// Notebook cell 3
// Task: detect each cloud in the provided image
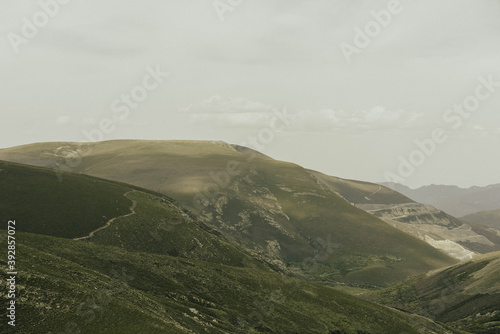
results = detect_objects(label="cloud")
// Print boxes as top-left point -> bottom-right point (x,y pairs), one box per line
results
55,116 -> 71,125
290,107 -> 424,131
185,96 -> 424,131
184,96 -> 280,128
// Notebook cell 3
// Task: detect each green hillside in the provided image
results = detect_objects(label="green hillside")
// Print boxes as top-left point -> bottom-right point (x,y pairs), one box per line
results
0,140 -> 457,287
370,251 -> 500,334
308,170 -> 414,205
0,160 -> 131,239
0,160 -> 266,269
0,231 -> 463,334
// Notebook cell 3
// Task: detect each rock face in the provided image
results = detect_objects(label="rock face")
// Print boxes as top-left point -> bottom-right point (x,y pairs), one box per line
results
310,170 -> 500,261
358,203 -> 500,260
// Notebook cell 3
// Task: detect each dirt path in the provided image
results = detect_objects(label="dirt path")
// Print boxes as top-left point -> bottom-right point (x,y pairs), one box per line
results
74,190 -> 138,241
364,185 -> 382,200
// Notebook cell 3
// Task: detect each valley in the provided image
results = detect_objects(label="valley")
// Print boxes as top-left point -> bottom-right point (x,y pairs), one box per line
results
0,140 -> 498,333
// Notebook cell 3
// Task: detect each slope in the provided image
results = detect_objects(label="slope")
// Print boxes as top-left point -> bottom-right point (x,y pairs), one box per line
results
0,140 -> 456,287
0,231 -> 464,334
0,160 -> 266,269
462,209 -> 500,230
370,251 -> 500,334
311,170 -> 500,259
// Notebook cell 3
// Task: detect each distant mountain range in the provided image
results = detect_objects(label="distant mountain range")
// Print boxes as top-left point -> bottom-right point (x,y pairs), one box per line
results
381,182 -> 500,217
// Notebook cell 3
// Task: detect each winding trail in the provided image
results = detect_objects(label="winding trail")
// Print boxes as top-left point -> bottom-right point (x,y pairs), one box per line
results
364,185 -> 382,200
74,190 -> 138,241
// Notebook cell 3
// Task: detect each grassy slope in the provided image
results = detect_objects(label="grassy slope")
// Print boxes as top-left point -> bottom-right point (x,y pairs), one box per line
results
0,231 -> 464,334
0,160 -> 266,269
0,160 -> 131,239
0,140 -> 456,287
309,170 -> 414,205
461,209 -> 500,230
369,251 -> 500,334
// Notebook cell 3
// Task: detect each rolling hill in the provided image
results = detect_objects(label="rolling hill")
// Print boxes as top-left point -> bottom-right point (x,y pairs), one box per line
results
0,160 -> 267,269
0,231 -> 463,334
462,209 -> 500,230
0,140 -> 457,287
370,251 -> 500,334
0,159 -> 463,333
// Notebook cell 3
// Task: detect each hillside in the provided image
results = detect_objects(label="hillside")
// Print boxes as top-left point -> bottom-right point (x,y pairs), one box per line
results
462,209 -> 500,230
311,171 -> 500,259
0,231 -> 464,334
0,140 -> 457,287
0,160 -> 267,269
382,183 -> 500,217
370,251 -> 500,334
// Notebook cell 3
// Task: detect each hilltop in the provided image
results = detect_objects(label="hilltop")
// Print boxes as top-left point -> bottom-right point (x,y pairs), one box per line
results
0,140 -> 457,287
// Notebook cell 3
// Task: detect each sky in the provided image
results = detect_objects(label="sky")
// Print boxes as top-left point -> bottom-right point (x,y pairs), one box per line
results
1,0 -> 500,188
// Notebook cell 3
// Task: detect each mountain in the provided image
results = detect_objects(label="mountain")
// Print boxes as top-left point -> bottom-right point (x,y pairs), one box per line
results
382,183 -> 500,217
0,140 -> 456,287
311,171 -> 500,259
462,209 -> 500,230
0,160 -> 461,333
370,251 -> 500,334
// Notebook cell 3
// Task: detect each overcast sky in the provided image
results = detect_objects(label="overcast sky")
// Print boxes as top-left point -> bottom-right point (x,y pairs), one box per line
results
1,0 -> 500,188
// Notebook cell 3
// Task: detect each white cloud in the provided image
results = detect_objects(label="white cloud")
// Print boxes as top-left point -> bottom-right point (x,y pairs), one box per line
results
184,96 -> 280,128
55,116 -> 71,125
185,96 -> 424,131
290,107 -> 424,131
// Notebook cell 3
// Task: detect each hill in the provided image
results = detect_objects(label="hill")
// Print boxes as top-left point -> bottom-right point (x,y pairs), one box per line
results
370,251 -> 500,334
462,209 -> 500,230
0,160 -> 267,269
0,140 -> 457,287
0,230 -> 464,334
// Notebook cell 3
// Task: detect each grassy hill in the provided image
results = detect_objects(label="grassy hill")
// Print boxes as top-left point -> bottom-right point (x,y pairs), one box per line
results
309,170 -> 414,205
0,140 -> 457,287
462,209 -> 500,230
370,251 -> 500,334
0,231 -> 464,334
0,160 -> 267,269
0,160 -> 131,239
